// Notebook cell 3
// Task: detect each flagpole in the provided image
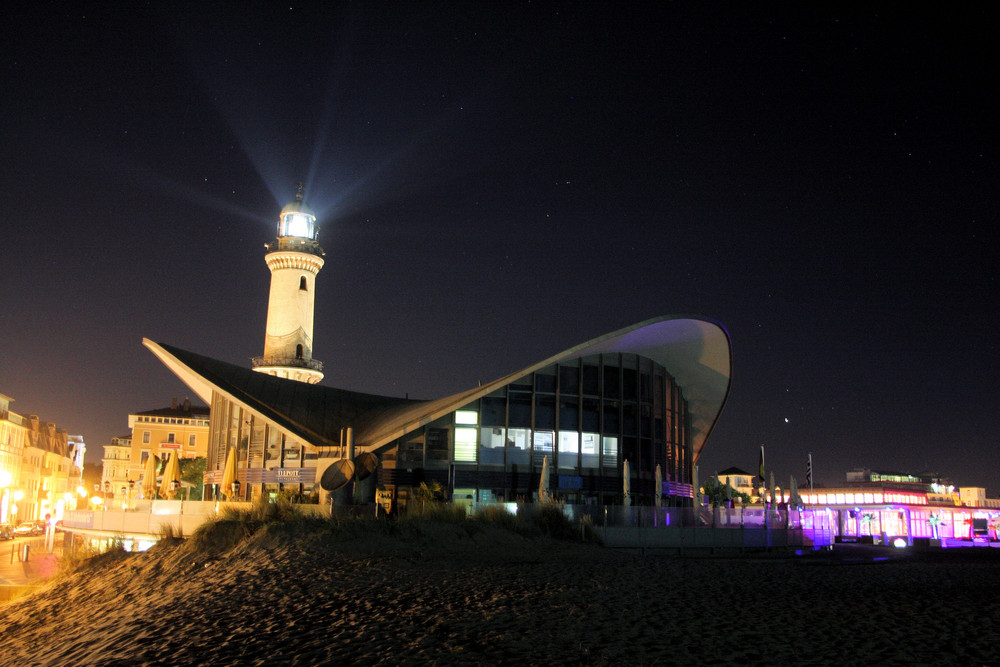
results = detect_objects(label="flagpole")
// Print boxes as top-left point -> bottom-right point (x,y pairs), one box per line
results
758,445 -> 765,506
808,452 -> 814,494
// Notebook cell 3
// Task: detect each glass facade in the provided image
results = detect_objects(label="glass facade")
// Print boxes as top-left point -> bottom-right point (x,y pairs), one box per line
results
207,391 -> 315,501
383,353 -> 691,503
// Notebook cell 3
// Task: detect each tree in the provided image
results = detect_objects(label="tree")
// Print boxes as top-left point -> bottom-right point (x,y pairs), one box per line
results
701,477 -> 751,507
179,457 -> 206,501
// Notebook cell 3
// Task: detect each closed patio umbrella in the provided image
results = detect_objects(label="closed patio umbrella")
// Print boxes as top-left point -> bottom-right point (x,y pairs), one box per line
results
160,453 -> 181,499
538,455 -> 550,503
654,464 -> 662,508
220,447 -> 237,500
623,459 -> 631,506
142,454 -> 159,499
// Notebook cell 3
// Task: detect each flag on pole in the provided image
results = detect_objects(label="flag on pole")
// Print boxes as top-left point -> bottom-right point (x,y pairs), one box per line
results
758,445 -> 765,483
806,452 -> 813,487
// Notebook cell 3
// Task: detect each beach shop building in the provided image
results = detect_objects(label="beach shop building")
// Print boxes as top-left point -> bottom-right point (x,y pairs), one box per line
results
143,315 -> 732,511
795,487 -> 1000,546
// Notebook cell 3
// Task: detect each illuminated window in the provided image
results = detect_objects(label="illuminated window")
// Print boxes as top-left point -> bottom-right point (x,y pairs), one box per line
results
479,427 -> 505,465
282,213 -> 313,238
455,410 -> 478,425
558,431 -> 579,469
533,430 -> 553,466
507,428 -> 530,466
454,427 -> 477,462
581,432 -> 599,468
602,436 -> 618,468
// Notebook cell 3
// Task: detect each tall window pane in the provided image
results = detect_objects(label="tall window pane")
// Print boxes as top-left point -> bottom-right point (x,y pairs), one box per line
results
535,367 -> 556,393
507,428 -> 530,466
602,436 -> 618,468
559,399 -> 579,431
582,361 -> 600,395
509,394 -> 532,427
481,397 -> 506,427
535,396 -> 555,429
533,430 -> 553,467
581,432 -> 599,468
558,431 -> 579,469
559,365 -> 580,395
454,427 -> 477,462
480,427 -> 505,465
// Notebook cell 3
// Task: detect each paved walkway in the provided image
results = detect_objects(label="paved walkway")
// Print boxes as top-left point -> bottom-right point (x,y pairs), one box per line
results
0,537 -> 62,601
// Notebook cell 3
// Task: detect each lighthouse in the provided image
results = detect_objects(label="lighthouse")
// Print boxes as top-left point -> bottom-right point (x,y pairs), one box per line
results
251,186 -> 325,384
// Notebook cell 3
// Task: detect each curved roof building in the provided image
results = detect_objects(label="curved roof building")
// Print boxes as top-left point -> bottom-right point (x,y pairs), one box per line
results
145,314 -> 731,507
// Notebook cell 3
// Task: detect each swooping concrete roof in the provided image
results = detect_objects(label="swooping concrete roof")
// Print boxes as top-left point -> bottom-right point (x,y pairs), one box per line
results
143,315 -> 731,463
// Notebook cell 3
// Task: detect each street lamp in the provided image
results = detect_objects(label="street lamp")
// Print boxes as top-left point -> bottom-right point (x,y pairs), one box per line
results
0,470 -> 11,523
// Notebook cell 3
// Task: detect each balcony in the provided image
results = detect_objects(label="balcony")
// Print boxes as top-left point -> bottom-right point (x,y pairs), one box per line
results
251,356 -> 323,372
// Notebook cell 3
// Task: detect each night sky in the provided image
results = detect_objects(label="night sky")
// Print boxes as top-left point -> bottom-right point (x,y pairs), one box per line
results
2,4 -> 996,492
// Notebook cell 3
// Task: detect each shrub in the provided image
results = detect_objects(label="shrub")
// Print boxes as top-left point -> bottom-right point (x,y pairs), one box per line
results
404,500 -> 467,523
60,537 -> 129,575
531,504 -> 578,540
190,495 -> 309,554
472,504 -> 521,532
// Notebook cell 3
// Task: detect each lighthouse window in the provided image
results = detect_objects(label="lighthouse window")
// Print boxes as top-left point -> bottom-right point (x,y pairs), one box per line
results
283,213 -> 312,238
299,276 -> 307,291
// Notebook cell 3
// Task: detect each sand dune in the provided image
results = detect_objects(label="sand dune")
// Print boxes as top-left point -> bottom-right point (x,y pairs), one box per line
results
1,523 -> 998,665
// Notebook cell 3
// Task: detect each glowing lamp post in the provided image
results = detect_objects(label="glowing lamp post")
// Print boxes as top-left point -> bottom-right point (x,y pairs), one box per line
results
0,470 -> 11,523
10,489 -> 22,524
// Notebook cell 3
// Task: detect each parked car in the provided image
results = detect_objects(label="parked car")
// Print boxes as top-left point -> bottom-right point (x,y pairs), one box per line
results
13,523 -> 35,537
13,520 -> 47,537
0,523 -> 13,540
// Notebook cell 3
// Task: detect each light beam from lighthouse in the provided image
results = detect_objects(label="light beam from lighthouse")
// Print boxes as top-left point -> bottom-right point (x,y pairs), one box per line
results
251,185 -> 325,384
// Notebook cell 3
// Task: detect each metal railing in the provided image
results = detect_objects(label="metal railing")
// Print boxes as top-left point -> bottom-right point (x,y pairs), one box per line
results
251,356 -> 324,371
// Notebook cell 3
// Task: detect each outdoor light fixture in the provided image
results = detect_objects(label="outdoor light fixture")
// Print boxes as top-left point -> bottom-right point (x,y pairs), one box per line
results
232,480 -> 241,497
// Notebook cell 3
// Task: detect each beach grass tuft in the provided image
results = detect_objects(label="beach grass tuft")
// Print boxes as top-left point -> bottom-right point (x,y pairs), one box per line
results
59,537 -> 129,576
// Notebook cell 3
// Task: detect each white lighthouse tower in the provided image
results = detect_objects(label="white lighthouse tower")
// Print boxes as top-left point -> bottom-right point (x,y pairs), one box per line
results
252,186 -> 325,384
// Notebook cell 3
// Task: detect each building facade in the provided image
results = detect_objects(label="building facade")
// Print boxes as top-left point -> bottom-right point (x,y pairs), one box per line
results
125,398 -> 210,488
146,316 -> 732,510
0,392 -> 83,523
101,435 -> 132,498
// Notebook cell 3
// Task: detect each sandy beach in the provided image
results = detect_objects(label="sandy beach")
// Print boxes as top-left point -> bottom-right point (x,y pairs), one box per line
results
1,523 -> 998,666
